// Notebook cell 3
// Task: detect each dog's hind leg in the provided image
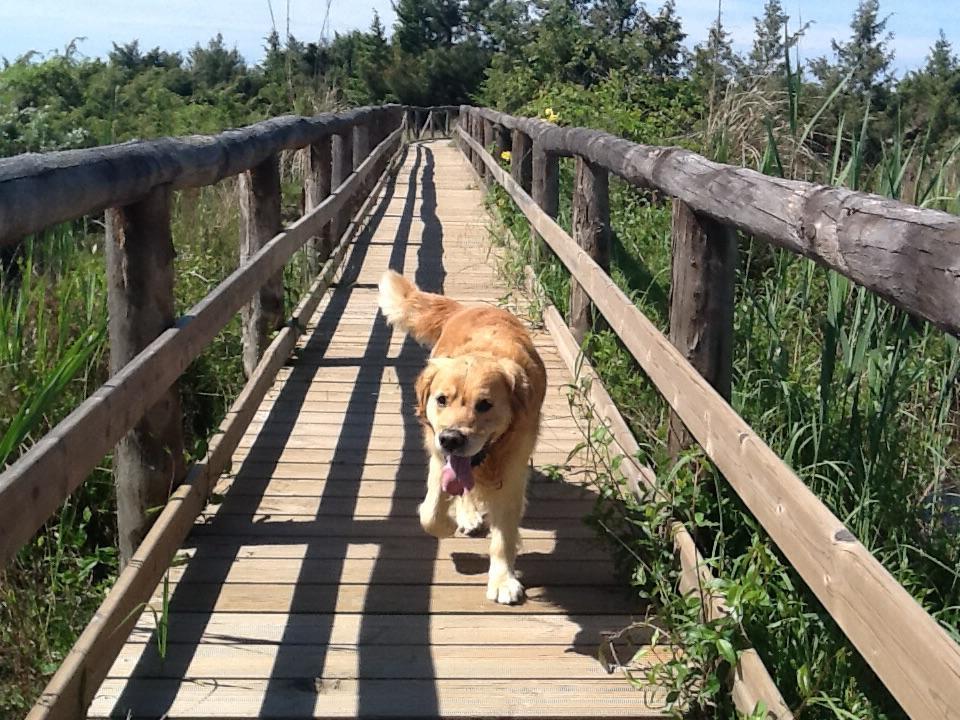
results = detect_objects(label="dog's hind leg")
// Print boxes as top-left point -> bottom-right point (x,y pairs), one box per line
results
419,455 -> 457,538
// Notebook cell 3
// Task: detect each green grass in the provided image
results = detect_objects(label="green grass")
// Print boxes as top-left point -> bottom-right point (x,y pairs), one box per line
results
485,101 -> 959,718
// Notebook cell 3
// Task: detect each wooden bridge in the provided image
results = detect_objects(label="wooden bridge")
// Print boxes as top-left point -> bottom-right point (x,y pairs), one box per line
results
1,105 -> 959,720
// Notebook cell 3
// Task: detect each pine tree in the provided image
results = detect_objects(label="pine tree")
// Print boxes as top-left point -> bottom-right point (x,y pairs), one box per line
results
691,13 -> 741,100
810,0 -> 894,101
639,0 -> 686,78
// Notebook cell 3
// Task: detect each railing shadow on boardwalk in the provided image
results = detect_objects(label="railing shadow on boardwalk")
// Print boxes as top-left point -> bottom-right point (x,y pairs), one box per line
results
112,139 -> 628,718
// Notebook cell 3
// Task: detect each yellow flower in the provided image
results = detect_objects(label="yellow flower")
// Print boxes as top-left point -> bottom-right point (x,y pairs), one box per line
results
500,150 -> 512,161
543,107 -> 559,123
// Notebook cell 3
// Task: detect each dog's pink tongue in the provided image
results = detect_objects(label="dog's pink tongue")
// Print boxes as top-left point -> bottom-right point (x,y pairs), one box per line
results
440,455 -> 475,496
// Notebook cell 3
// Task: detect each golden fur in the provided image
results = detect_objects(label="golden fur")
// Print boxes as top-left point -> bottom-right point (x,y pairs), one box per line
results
378,270 -> 546,604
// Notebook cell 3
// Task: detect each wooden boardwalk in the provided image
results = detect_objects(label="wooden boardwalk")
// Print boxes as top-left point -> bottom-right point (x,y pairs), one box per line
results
89,141 -> 667,718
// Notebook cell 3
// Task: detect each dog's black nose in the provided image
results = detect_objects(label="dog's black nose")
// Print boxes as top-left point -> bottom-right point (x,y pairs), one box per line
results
438,429 -> 466,452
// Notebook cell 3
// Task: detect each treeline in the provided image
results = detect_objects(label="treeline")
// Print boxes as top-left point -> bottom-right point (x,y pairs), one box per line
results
2,0 -> 960,159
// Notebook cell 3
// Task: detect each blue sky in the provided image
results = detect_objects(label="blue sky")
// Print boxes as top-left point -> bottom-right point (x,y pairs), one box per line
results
1,1 -> 958,77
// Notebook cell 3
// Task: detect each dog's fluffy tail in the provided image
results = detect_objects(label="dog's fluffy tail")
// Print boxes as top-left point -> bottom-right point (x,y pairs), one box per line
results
378,270 -> 461,347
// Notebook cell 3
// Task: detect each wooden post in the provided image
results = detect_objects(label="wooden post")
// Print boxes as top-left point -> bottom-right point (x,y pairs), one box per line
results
570,156 -> 610,343
482,118 -> 495,184
105,186 -> 187,566
667,199 -> 738,457
352,119 -> 370,213
239,154 -> 285,379
494,123 -> 510,164
510,129 -> 532,194
304,135 -> 332,274
531,141 -> 560,260
331,128 -> 354,243
471,112 -> 485,178
415,109 -> 424,140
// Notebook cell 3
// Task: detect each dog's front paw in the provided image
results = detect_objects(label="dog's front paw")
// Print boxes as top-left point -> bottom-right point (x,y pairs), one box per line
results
487,575 -> 525,605
456,504 -> 487,537
419,501 -> 457,538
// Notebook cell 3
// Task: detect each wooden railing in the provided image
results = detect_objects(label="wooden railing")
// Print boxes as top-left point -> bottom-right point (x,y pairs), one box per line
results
457,105 -> 960,720
0,104 -> 458,719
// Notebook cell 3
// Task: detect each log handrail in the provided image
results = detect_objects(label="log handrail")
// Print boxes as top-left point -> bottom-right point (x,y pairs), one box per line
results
464,106 -> 960,338
457,116 -> 960,720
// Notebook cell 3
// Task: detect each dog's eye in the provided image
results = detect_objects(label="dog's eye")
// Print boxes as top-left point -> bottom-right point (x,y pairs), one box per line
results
435,394 -> 448,407
475,399 -> 492,413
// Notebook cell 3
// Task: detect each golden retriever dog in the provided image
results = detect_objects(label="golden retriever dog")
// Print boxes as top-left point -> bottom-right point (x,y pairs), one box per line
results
378,270 -> 546,604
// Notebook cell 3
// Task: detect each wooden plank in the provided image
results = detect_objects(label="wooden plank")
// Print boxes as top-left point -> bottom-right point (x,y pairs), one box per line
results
25,132 -> 408,720
178,536 -> 609,561
0,126 -> 403,567
188,515 -> 595,540
90,678 -> 667,719
204,496 -> 595,520
105,642 -> 666,681
142,582 -> 639,616
128,611 -> 638,646
163,556 -> 618,586
460,124 -> 960,720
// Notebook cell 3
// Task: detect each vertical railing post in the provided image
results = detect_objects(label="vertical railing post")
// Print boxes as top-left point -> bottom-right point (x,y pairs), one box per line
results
106,186 -> 186,566
353,116 -> 370,207
569,156 -> 610,343
531,139 -> 559,259
304,134 -> 333,273
510,129 -> 533,194
331,126 -> 354,242
239,154 -> 285,379
494,123 -> 510,166
404,107 -> 415,142
470,111 -> 484,179
667,200 -> 737,457
482,116 -> 495,184
415,108 -> 424,140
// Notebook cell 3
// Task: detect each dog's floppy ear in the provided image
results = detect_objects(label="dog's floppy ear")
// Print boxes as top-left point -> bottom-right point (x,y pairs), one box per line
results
415,364 -> 438,419
416,357 -> 455,419
498,357 -> 530,413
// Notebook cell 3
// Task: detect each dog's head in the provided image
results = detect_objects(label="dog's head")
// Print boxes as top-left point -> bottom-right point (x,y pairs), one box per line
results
415,353 -> 529,459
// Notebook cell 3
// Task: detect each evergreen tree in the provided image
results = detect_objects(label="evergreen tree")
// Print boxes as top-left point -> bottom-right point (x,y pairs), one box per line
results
898,30 -> 960,146
691,14 -> 741,100
639,0 -> 686,78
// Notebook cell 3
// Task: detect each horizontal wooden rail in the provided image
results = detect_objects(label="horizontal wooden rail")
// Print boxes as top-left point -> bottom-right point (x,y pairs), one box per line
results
459,124 -> 960,720
463,106 -> 960,338
0,125 -> 403,566
0,106 -> 406,247
25,138 -> 407,720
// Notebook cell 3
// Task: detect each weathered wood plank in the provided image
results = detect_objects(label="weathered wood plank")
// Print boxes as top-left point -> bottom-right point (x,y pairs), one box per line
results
91,678 -> 666,719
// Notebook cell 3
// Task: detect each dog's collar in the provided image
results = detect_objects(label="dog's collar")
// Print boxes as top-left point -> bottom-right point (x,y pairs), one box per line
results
470,446 -> 489,467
